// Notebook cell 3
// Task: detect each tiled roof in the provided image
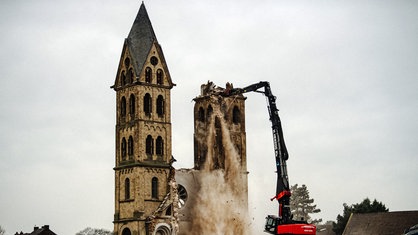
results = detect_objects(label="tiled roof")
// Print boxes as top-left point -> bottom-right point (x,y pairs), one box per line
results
343,211 -> 418,235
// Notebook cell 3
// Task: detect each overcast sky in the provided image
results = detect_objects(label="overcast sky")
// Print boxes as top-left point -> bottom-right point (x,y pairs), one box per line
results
0,0 -> 417,234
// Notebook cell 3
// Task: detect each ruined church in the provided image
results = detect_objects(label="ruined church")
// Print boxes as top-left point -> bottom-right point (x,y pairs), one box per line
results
111,4 -> 249,235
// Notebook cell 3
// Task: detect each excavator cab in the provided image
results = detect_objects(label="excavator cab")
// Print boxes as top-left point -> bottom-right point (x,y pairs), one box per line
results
265,215 -> 279,234
265,215 -> 316,235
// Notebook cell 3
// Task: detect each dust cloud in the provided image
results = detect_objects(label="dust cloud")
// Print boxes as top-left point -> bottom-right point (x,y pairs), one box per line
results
187,97 -> 252,235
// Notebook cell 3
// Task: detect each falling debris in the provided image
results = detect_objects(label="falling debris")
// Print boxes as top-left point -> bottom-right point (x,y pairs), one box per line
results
185,81 -> 251,235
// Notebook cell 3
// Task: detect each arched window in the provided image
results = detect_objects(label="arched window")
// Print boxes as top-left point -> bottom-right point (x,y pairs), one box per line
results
232,106 -> 240,124
145,67 -> 152,83
146,135 -> 154,156
124,57 -> 130,68
122,228 -> 131,235
157,69 -> 163,85
156,95 -> 164,117
156,136 -> 164,156
129,94 -> 135,116
121,137 -> 127,160
127,68 -> 134,84
128,136 -> 134,156
207,105 -> 213,122
143,93 -> 152,116
215,116 -> 221,128
125,178 -> 130,200
198,107 -> 205,122
120,96 -> 126,117
126,68 -> 134,83
121,71 -> 126,86
152,177 -> 158,199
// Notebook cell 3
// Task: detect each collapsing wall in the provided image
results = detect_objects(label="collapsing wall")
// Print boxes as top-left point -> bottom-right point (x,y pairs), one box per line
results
176,82 -> 250,235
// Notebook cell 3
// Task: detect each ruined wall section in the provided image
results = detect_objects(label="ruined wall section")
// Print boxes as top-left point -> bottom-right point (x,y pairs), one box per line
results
176,82 -> 250,235
193,82 -> 248,173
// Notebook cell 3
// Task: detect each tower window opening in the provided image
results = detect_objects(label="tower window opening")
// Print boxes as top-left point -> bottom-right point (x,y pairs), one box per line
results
124,57 -> 130,68
157,69 -> 163,85
156,136 -> 164,156
146,135 -> 154,157
129,94 -> 135,117
121,71 -> 127,86
215,116 -> 221,128
125,178 -> 130,200
198,107 -> 205,122
143,93 -> 152,116
120,96 -> 127,117
233,106 -> 241,124
121,137 -> 127,160
128,68 -> 134,84
152,177 -> 158,199
122,228 -> 131,235
145,67 -> 152,83
156,95 -> 164,117
150,56 -> 159,66
207,105 -> 213,122
128,136 -> 134,157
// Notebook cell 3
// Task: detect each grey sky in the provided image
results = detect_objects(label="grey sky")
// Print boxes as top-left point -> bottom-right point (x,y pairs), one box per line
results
0,0 -> 417,234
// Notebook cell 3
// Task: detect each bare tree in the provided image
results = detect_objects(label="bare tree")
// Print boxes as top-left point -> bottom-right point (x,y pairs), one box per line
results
0,226 -> 5,235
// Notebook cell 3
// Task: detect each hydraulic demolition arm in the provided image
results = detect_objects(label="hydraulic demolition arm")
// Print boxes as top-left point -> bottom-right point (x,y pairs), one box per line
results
226,81 -> 316,235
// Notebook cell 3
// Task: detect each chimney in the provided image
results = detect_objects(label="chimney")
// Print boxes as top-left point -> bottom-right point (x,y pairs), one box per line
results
34,226 -> 39,231
42,225 -> 50,230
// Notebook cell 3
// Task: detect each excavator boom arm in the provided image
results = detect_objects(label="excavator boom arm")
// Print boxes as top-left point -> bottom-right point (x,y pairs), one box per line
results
230,81 -> 290,194
227,81 -> 316,234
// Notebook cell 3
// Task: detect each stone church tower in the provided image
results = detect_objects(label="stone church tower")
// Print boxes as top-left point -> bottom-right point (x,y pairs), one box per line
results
175,83 -> 249,233
111,3 -> 177,235
193,82 -> 248,173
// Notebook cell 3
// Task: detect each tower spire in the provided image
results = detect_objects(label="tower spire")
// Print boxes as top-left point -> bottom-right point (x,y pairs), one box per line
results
126,2 -> 157,75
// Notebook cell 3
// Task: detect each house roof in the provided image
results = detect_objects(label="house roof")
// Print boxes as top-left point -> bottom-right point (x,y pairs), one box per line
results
15,225 -> 57,235
343,211 -> 418,235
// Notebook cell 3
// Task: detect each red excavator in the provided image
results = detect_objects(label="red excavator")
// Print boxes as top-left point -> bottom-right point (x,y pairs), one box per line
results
226,81 -> 316,235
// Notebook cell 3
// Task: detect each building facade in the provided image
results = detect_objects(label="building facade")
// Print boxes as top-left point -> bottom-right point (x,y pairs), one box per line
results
111,4 -> 249,235
111,3 -> 178,235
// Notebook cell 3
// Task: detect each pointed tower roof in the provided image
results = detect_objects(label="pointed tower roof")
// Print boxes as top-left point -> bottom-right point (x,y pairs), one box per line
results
112,2 -> 174,89
126,2 -> 157,75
